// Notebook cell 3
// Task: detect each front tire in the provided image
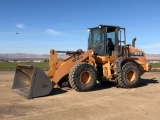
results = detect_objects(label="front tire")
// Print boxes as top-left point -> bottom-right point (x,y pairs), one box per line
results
69,62 -> 97,92
117,62 -> 140,88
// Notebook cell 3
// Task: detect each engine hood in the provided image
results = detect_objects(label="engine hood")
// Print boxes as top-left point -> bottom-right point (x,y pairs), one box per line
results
129,46 -> 145,57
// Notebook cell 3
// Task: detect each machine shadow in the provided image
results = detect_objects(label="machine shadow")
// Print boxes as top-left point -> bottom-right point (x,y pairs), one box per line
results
94,78 -> 159,91
94,82 -> 117,91
138,78 -> 159,87
46,78 -> 159,96
48,88 -> 68,96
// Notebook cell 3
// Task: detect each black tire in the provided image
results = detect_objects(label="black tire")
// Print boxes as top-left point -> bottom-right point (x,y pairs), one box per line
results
69,62 -> 97,92
117,62 -> 140,88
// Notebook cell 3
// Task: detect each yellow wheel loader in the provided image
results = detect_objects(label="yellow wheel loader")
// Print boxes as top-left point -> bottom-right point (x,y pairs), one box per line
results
12,25 -> 150,99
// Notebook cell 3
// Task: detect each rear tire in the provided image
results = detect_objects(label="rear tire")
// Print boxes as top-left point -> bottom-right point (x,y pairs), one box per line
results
69,62 -> 97,92
117,62 -> 140,88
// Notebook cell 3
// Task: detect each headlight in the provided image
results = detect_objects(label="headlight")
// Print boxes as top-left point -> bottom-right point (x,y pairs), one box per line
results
90,50 -> 95,56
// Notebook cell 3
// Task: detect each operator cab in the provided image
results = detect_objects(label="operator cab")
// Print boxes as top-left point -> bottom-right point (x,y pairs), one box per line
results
88,25 -> 126,56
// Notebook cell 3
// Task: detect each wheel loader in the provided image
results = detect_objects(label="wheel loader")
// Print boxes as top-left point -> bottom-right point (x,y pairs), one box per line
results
12,25 -> 150,99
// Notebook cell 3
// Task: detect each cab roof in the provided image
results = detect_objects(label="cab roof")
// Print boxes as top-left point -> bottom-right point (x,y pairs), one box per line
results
88,24 -> 120,29
88,25 -> 124,32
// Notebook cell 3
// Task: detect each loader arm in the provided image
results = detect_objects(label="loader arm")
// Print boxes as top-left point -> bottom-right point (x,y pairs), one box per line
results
47,49 -> 96,85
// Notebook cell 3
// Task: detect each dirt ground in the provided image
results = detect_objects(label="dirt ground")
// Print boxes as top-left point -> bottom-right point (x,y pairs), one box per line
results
0,71 -> 160,120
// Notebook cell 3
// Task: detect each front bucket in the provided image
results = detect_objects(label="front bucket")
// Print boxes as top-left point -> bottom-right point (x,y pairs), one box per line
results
12,65 -> 53,99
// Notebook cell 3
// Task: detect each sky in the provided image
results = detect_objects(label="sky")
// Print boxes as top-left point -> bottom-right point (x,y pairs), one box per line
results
0,0 -> 160,54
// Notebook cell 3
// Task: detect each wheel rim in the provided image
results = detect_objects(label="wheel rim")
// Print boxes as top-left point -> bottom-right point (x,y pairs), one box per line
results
126,69 -> 136,82
80,70 -> 92,85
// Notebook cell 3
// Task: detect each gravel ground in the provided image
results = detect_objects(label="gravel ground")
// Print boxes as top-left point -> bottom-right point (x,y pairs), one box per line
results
0,71 -> 160,120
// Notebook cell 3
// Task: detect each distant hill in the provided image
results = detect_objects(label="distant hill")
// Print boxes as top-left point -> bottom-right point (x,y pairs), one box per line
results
0,53 -> 159,61
0,53 -> 67,61
146,54 -> 160,61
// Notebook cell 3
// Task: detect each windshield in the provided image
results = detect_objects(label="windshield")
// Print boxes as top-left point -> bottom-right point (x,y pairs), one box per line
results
88,29 -> 105,56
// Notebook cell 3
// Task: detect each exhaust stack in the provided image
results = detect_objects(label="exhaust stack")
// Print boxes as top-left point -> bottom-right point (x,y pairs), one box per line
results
132,38 -> 136,47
